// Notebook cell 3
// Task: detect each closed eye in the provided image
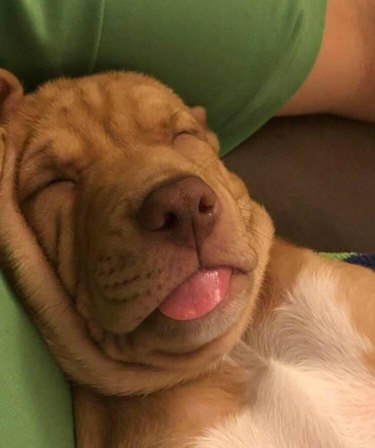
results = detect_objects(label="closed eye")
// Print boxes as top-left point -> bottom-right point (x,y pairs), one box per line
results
23,178 -> 75,203
173,128 -> 202,142
175,130 -> 197,136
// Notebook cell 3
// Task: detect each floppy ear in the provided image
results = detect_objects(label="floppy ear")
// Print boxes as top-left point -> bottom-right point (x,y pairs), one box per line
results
0,69 -> 24,123
191,105 -> 220,154
190,106 -> 207,127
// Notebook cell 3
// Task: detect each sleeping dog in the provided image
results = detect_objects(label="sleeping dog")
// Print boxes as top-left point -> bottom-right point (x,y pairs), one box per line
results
0,69 -> 374,447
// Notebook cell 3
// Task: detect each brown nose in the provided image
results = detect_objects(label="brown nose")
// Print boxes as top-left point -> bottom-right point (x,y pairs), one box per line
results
138,176 -> 219,247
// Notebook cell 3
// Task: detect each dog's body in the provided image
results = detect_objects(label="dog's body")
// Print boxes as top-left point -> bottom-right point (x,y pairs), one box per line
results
193,244 -> 375,448
73,242 -> 375,448
0,70 -> 374,448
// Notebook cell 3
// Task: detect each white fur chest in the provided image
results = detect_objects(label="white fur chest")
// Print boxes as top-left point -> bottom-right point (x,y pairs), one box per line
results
192,267 -> 375,448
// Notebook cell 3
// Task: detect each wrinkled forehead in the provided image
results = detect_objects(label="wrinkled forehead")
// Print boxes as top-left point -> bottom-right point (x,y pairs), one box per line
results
17,73 -> 196,164
11,73 -> 203,196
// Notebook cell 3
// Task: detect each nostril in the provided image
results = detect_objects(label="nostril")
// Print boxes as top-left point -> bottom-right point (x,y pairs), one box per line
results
198,191 -> 217,215
138,176 -> 219,242
162,212 -> 178,230
198,194 -> 216,214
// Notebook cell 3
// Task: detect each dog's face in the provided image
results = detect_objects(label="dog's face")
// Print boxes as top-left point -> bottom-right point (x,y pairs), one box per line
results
2,71 -> 273,381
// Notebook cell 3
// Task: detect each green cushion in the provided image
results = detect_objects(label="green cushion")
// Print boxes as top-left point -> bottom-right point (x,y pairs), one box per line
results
0,274 -> 74,448
320,252 -> 357,261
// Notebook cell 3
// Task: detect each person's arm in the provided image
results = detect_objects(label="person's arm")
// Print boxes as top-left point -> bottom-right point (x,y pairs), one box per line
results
279,0 -> 375,122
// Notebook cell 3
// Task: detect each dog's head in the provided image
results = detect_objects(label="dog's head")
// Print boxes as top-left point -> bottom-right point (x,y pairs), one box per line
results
0,70 -> 273,391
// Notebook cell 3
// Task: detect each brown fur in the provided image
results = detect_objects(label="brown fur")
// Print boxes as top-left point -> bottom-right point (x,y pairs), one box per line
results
0,69 -> 374,447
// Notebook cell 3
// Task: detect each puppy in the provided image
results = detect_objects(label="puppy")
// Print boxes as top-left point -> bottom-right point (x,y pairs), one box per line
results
0,69 -> 374,448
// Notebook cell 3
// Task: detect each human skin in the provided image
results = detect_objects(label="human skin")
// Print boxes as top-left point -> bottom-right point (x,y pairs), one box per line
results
280,0 -> 375,122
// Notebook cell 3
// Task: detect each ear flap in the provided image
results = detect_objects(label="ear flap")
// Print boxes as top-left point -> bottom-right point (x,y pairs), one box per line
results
191,105 -> 220,154
0,69 -> 24,123
190,106 -> 207,127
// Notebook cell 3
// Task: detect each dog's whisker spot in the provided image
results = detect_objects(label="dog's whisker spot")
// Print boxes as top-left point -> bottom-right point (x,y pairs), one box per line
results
108,229 -> 123,237
98,274 -> 141,290
103,290 -> 140,304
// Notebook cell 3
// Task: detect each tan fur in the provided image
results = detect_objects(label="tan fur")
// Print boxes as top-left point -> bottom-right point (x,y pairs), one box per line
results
262,241 -> 375,372
0,70 -> 374,447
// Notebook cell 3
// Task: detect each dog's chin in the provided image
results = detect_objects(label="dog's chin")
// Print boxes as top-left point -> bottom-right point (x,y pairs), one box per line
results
87,270 -> 256,372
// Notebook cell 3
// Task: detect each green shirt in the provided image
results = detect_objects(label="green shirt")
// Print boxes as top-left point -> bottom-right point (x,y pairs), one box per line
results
0,0 -> 326,155
0,2 -> 326,447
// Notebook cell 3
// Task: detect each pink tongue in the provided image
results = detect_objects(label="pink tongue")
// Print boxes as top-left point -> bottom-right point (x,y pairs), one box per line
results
158,268 -> 231,321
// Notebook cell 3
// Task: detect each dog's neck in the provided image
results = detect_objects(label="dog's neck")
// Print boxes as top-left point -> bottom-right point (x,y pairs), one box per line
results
74,356 -> 251,447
